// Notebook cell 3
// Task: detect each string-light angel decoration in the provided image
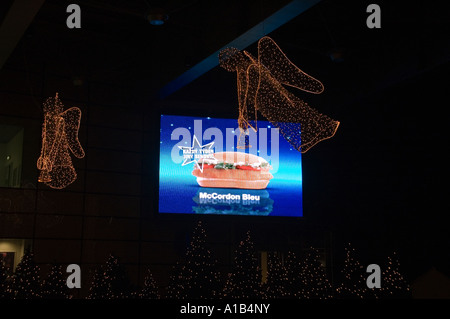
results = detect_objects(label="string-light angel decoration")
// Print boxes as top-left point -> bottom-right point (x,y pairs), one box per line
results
37,93 -> 85,189
219,36 -> 340,152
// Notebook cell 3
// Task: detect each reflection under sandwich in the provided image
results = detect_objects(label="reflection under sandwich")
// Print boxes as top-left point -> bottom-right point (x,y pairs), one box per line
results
192,187 -> 273,216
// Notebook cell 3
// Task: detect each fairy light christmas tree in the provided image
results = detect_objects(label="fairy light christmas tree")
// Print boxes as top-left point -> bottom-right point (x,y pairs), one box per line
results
335,243 -> 368,299
284,251 -> 305,298
300,247 -> 333,299
137,268 -> 160,299
166,260 -> 185,298
105,254 -> 131,299
87,267 -> 110,299
11,250 -> 41,299
264,253 -> 288,298
41,264 -> 69,299
167,221 -> 220,299
380,252 -> 410,298
87,254 -> 131,299
222,231 -> 262,299
0,257 -> 11,299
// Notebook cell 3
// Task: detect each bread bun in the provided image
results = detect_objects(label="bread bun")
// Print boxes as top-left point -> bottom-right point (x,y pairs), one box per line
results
193,152 -> 273,190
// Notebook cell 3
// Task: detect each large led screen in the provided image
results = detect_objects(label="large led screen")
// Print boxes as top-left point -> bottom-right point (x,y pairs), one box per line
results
158,114 -> 303,217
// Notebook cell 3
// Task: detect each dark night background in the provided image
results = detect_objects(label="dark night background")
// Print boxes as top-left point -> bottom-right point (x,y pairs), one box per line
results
0,0 -> 449,298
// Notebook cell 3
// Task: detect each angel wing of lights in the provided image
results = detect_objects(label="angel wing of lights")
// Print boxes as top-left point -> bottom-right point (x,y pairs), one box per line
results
37,93 -> 85,189
219,36 -> 339,152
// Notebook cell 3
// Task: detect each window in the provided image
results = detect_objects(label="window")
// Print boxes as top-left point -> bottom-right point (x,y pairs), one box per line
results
0,125 -> 24,188
0,239 -> 30,274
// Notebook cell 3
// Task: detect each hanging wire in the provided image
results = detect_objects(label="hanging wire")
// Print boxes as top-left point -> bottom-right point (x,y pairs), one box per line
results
261,0 -> 265,37
316,4 -> 337,48
21,39 -> 43,112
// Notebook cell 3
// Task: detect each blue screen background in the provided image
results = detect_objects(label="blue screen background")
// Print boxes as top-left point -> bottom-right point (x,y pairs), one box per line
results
159,115 -> 303,217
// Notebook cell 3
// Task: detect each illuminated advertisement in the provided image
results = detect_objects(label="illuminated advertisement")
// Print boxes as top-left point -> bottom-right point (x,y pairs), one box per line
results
158,114 -> 303,217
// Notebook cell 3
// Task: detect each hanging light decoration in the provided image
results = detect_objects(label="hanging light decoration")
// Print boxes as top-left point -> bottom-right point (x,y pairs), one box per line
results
37,93 -> 85,189
219,36 -> 340,152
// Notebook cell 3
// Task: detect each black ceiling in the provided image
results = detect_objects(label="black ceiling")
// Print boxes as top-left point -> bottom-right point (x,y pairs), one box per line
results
2,0 -> 449,106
